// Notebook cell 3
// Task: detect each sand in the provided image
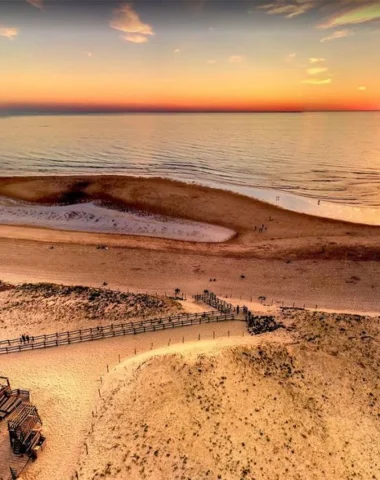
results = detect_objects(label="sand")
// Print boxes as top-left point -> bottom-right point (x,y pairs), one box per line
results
0,317 -> 245,480
0,176 -> 380,313
74,306 -> 380,480
0,282 -> 182,339
0,198 -> 234,243
0,175 -> 380,479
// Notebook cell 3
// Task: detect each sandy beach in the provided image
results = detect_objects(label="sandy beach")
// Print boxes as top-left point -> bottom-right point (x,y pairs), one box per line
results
0,175 -> 379,480
0,176 -> 380,313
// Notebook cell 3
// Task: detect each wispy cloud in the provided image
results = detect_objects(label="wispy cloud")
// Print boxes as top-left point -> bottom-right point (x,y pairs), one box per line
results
302,78 -> 332,84
309,57 -> 326,63
258,0 -> 316,18
84,51 -> 93,57
319,2 -> 380,29
123,34 -> 149,43
307,67 -> 328,75
320,29 -> 350,42
358,85 -> 366,91
207,59 -> 217,64
228,55 -> 245,64
284,52 -> 297,63
0,27 -> 19,40
174,48 -> 180,53
110,3 -> 155,43
26,0 -> 43,9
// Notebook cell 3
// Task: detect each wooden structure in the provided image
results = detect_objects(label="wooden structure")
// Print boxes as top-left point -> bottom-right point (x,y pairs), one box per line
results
0,377 -> 45,479
193,292 -> 235,313
0,378 -> 29,421
194,291 -> 283,335
0,310 -> 238,355
8,403 -> 44,457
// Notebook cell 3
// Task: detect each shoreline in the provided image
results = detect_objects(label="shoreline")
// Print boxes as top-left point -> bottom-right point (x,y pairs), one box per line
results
1,174 -> 380,229
1,173 -> 380,226
1,175 -> 380,315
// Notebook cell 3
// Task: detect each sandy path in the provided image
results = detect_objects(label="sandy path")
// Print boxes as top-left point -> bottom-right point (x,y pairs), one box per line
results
1,321 -> 246,480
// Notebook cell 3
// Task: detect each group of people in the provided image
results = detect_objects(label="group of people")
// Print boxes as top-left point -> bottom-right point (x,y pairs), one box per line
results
254,224 -> 268,233
19,334 -> 34,344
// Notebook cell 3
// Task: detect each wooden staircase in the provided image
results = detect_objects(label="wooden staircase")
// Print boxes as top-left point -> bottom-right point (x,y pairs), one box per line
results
13,438 -> 22,455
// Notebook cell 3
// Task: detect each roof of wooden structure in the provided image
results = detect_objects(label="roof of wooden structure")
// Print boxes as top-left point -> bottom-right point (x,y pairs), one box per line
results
8,404 -> 42,432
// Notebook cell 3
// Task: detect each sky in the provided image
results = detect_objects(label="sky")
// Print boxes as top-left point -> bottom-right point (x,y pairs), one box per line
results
0,0 -> 380,113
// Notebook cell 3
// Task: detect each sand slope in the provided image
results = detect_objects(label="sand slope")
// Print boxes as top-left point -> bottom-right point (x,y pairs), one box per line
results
0,282 -> 181,339
76,310 -> 380,480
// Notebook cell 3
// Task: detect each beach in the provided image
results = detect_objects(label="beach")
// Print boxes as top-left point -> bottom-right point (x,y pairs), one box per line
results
0,175 -> 379,480
0,176 -> 380,312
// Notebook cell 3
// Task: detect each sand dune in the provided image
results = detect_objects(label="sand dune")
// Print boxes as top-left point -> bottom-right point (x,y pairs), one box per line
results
1,292 -> 379,480
75,308 -> 380,480
0,282 -> 182,339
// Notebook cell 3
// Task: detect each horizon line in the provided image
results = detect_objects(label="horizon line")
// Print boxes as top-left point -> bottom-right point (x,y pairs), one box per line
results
1,109 -> 379,117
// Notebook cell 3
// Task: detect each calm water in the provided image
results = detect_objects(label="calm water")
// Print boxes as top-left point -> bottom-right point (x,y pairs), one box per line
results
1,112 -> 380,222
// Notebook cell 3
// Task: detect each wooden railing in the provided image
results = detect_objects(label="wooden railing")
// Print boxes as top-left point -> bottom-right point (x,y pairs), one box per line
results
0,311 -> 236,355
193,292 -> 282,335
193,292 -> 235,313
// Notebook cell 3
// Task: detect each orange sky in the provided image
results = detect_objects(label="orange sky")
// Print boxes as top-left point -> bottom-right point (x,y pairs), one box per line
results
1,0 -> 379,112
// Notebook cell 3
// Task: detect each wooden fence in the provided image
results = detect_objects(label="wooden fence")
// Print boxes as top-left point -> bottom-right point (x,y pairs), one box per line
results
193,292 -> 235,313
0,311 -> 236,355
194,292 -> 283,335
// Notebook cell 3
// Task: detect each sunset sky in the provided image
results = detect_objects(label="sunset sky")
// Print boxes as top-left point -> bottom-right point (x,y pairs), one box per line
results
1,0 -> 380,113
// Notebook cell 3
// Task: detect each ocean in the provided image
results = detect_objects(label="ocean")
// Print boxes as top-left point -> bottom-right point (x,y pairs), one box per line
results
1,112 -> 380,224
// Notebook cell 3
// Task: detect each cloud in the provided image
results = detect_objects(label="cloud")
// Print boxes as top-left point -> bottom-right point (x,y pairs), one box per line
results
0,27 -> 19,40
307,67 -> 328,75
358,85 -> 366,91
258,0 -> 316,18
84,51 -> 93,57
174,48 -> 180,53
320,29 -> 350,42
319,2 -> 380,29
309,57 -> 326,63
302,78 -> 332,84
123,34 -> 149,43
26,0 -> 43,9
228,55 -> 245,64
110,3 -> 155,43
284,52 -> 297,63
207,59 -> 217,64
